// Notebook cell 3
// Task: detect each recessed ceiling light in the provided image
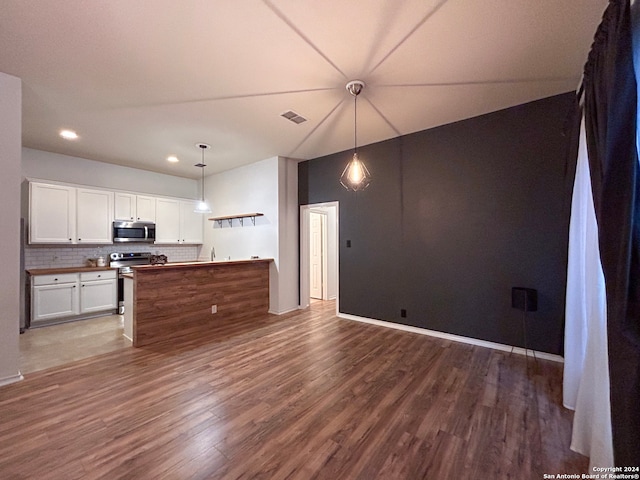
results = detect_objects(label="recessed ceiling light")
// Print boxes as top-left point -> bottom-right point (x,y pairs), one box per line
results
167,155 -> 179,163
59,129 -> 78,140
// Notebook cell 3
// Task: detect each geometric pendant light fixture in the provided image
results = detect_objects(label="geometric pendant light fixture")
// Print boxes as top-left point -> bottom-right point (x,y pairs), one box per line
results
340,80 -> 372,192
194,142 -> 213,214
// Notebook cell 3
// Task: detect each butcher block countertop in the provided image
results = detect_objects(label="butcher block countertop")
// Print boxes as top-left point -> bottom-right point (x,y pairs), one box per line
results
132,258 -> 272,272
27,266 -> 117,276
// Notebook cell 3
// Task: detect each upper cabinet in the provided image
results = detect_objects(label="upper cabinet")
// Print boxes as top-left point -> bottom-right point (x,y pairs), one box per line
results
29,183 -> 76,244
30,183 -> 113,244
155,198 -> 181,244
76,188 -> 113,244
155,198 -> 203,244
180,201 -> 204,244
114,193 -> 156,222
136,196 -> 156,222
29,181 -> 202,245
114,193 -> 135,221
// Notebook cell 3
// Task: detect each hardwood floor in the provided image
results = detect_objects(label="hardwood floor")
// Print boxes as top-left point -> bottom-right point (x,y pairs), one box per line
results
1,300 -> 587,479
19,315 -> 131,374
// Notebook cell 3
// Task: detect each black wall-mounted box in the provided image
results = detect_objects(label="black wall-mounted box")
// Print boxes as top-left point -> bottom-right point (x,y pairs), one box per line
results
511,287 -> 538,312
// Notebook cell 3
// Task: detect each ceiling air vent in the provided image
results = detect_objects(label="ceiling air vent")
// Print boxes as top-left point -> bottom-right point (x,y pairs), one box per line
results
281,110 -> 307,124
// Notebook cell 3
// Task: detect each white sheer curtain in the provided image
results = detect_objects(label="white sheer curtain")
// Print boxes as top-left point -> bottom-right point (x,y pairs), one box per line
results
563,116 -> 613,469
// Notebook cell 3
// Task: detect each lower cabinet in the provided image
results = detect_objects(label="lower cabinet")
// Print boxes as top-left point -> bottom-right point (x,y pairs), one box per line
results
32,274 -> 80,323
31,270 -> 117,326
80,271 -> 117,313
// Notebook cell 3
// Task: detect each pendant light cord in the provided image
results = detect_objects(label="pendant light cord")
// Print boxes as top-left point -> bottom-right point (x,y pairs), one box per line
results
354,94 -> 358,154
201,146 -> 205,202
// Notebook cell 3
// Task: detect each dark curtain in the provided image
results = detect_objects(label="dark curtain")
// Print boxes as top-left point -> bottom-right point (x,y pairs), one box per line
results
582,0 -> 640,466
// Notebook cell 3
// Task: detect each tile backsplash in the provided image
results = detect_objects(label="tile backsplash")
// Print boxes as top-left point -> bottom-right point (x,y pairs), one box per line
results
25,244 -> 202,269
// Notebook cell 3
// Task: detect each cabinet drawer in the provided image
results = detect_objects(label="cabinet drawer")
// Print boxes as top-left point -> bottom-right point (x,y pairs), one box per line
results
32,273 -> 79,286
80,270 -> 117,282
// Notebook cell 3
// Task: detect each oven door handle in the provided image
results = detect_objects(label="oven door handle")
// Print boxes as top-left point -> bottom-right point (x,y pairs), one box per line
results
144,225 -> 149,240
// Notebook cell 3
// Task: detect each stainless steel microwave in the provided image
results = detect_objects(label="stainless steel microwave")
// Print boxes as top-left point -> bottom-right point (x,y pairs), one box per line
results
112,221 -> 156,243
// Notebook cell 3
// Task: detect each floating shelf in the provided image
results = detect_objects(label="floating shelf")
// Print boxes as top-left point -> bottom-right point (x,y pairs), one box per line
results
208,212 -> 264,227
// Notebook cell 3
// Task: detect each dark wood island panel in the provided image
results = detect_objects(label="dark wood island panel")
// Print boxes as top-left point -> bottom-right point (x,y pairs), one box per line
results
133,259 -> 271,347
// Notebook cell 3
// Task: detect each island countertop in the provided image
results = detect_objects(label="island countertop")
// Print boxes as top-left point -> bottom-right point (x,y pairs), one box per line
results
132,258 -> 272,272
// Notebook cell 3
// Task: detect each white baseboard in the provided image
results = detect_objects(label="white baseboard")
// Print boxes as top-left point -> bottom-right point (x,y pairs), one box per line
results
269,306 -> 300,315
0,372 -> 24,387
338,312 -> 564,363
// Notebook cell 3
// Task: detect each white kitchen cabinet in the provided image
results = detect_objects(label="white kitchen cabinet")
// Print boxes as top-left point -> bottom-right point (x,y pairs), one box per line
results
29,182 -> 76,244
155,198 -> 181,243
136,195 -> 156,222
31,270 -> 117,325
179,200 -> 204,244
30,181 -> 201,245
114,193 -> 136,221
80,270 -> 117,313
30,182 -> 113,245
31,273 -> 80,324
114,193 -> 156,222
155,198 -> 203,244
76,188 -> 113,244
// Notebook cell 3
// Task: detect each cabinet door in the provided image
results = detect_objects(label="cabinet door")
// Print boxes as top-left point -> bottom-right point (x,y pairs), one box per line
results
77,188 -> 114,244
155,198 -> 181,243
136,196 -> 156,222
32,283 -> 79,323
80,279 -> 117,313
29,183 -> 76,244
180,201 -> 204,244
114,193 -> 136,221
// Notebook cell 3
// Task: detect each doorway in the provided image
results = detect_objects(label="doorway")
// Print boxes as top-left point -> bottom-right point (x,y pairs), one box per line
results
309,211 -> 327,300
300,202 -> 339,311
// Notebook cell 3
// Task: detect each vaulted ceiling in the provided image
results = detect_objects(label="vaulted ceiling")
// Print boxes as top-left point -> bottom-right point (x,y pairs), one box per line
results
0,0 -> 607,178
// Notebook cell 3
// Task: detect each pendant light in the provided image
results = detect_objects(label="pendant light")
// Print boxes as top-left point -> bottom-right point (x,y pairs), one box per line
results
194,143 -> 212,214
340,80 -> 372,192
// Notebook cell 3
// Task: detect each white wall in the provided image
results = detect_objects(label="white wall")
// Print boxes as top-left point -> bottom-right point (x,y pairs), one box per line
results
22,148 -> 198,199
0,72 -> 22,386
201,156 -> 299,314
202,156 -> 280,309
202,156 -> 279,261
277,157 -> 300,313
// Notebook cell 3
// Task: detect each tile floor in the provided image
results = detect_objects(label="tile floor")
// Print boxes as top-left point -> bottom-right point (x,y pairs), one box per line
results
19,315 -> 131,374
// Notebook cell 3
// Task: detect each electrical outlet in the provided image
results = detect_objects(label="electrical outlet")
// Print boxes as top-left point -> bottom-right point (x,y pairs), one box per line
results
211,305 -> 217,314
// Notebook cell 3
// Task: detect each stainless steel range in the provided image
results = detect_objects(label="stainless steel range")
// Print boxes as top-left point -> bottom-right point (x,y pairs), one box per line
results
110,252 -> 151,314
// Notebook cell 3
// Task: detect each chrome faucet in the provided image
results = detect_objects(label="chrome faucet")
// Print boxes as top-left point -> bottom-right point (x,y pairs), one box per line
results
210,246 -> 216,261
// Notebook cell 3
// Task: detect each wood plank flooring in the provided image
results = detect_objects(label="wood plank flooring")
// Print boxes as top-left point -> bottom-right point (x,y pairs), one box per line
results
1,301 -> 587,479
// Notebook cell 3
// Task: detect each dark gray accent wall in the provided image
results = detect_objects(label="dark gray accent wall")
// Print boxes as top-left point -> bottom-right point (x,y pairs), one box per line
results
299,92 -> 577,355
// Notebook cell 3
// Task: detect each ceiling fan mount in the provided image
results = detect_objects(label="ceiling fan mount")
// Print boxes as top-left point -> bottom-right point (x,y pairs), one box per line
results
346,80 -> 365,97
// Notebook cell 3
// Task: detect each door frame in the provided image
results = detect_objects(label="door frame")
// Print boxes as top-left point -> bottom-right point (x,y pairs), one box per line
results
300,202 -> 339,313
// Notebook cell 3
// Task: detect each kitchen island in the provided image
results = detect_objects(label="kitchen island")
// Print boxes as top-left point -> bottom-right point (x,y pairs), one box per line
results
128,259 -> 272,347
